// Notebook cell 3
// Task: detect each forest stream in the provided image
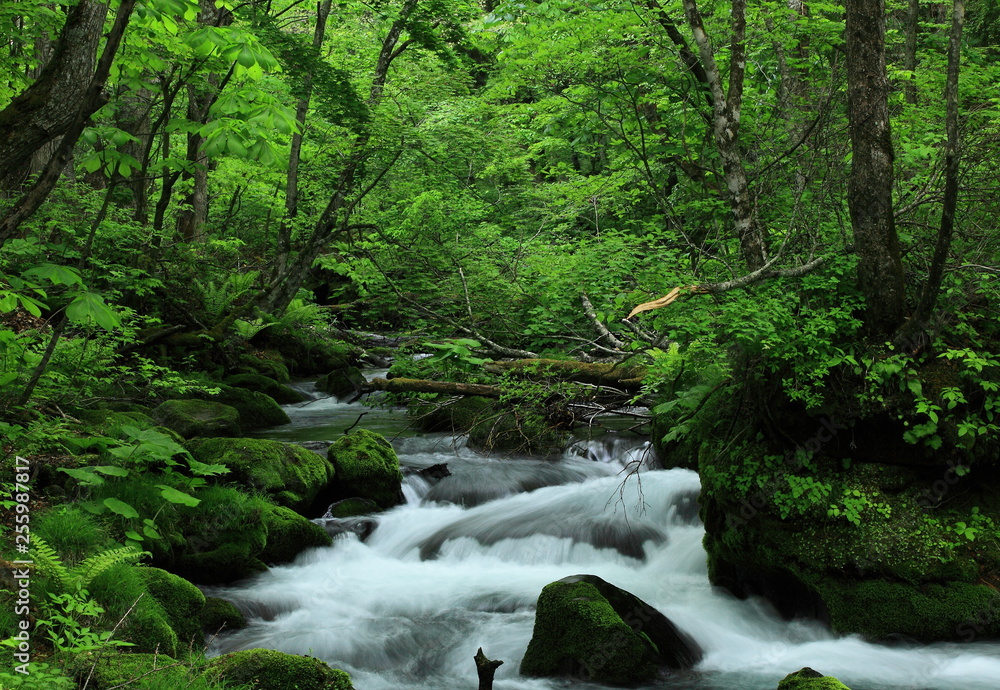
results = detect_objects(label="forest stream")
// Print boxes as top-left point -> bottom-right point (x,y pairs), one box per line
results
202,377 -> 1000,690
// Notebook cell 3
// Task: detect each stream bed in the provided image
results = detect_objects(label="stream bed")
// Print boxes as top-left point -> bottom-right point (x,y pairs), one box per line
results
205,380 -> 1000,689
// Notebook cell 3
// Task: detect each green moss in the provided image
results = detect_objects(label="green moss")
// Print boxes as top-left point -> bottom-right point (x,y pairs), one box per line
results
89,564 -> 180,656
151,399 -> 241,439
187,437 -> 335,512
260,503 -> 332,564
327,497 -> 379,517
204,385 -> 291,430
224,373 -> 305,404
139,568 -> 206,650
777,668 -> 851,689
264,330 -> 361,377
327,430 -> 403,509
32,505 -> 111,564
519,579 -> 658,684
208,649 -> 353,689
77,409 -> 158,437
810,578 -> 1000,642
238,350 -> 291,383
317,366 -> 366,397
79,652 -> 191,689
202,597 -> 247,635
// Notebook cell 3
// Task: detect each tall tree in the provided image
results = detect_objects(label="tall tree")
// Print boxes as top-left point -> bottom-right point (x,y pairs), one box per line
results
845,0 -> 907,336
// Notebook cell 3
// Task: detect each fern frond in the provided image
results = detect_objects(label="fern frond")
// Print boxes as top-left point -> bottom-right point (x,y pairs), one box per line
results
72,546 -> 147,590
28,536 -> 72,593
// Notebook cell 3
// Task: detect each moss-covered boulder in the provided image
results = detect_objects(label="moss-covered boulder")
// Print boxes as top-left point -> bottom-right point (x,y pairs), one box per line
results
151,399 -> 241,439
317,366 -> 366,398
76,652 -> 192,689
139,567 -> 206,650
417,396 -> 567,456
188,437 -> 335,513
520,574 -> 701,684
778,668 -> 851,689
205,385 -> 291,430
225,373 -> 306,404
208,649 -> 354,689
202,596 -> 247,635
327,497 -> 380,518
327,430 -> 403,509
239,350 -> 292,383
261,503 -> 332,563
77,409 -> 157,436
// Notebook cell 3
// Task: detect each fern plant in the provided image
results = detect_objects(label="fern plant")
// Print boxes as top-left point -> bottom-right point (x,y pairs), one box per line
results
30,535 -> 147,594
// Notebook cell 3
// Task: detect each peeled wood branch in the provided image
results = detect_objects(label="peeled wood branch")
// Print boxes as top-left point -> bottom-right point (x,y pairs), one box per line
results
581,293 -> 627,350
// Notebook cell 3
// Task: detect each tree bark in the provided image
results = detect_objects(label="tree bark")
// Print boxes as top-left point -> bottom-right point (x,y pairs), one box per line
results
0,0 -> 137,246
682,0 -> 768,270
0,0 -> 109,190
904,0 -> 920,105
176,0 -> 233,243
900,0 -> 964,346
845,0 -> 907,335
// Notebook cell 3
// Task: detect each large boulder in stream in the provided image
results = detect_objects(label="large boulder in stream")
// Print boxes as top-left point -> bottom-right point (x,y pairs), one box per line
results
327,429 -> 404,509
778,668 -> 851,689
208,649 -> 354,689
187,437 -> 336,513
520,574 -> 701,684
318,365 -> 366,398
225,372 -> 306,404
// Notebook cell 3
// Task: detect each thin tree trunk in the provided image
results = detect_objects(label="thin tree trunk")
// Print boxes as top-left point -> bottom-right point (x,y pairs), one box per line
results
845,0 -> 907,335
274,0 -> 334,279
901,0 -> 964,344
904,0 -> 920,104
682,0 -> 768,270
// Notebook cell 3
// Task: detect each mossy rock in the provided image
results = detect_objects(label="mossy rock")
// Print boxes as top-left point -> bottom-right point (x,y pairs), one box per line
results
327,430 -> 403,509
327,497 -> 380,517
317,366 -> 366,398
778,667 -> 851,689
89,565 -> 181,656
261,503 -> 332,564
809,578 -> 1000,642
139,567 -> 206,651
416,396 -> 495,433
264,330 -> 361,377
77,409 -> 157,437
202,596 -> 247,635
202,385 -> 291,430
208,649 -> 354,689
520,574 -> 701,684
188,437 -> 335,513
151,399 -> 241,439
225,373 -> 306,404
239,350 -> 292,383
75,652 -> 192,689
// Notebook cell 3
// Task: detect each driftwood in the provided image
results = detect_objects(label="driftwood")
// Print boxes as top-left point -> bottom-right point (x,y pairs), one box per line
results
364,377 -> 502,398
474,647 -> 503,690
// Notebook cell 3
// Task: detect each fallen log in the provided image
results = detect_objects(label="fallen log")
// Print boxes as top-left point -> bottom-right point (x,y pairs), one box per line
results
483,358 -> 645,392
364,377 -> 502,398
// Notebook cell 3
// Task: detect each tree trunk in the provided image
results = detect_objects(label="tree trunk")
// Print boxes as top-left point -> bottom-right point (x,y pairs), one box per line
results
365,377 -> 503,398
904,0 -> 920,104
682,0 -> 768,270
474,648 -> 503,690
900,0 -> 964,346
0,0 -> 109,190
177,0 -> 233,242
845,0 -> 907,335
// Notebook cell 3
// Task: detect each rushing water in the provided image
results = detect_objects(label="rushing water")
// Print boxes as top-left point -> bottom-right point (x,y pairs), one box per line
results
208,380 -> 1000,689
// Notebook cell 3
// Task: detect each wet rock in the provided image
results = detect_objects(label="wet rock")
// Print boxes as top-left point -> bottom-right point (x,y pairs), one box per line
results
520,574 -> 701,684
152,399 -> 241,439
327,430 -> 403,509
777,668 -> 851,689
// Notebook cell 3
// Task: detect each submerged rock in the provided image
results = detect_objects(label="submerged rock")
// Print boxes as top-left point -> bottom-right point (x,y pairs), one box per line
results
778,667 -> 851,689
520,574 -> 701,684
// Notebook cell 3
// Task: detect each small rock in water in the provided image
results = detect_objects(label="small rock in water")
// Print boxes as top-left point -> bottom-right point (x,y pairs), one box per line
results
777,667 -> 851,689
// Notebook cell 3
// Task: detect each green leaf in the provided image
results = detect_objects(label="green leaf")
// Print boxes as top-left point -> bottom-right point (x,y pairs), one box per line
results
156,485 -> 200,507
124,530 -> 144,542
66,292 -> 121,331
103,498 -> 139,519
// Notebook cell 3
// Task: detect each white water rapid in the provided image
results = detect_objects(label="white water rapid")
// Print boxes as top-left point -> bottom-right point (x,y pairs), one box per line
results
206,382 -> 1000,689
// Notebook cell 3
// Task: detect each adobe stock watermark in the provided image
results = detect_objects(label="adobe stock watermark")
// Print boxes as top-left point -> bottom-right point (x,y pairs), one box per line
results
725,416 -> 847,529
9,456 -> 33,676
